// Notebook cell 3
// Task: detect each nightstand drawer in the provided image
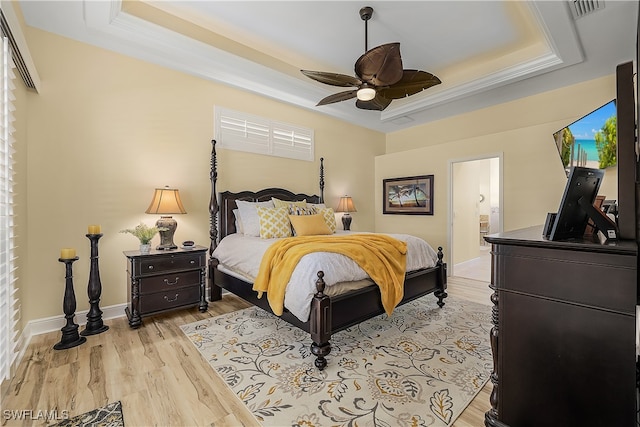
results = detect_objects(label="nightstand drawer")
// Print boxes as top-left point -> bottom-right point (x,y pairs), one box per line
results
138,270 -> 200,294
139,286 -> 200,314
136,253 -> 204,275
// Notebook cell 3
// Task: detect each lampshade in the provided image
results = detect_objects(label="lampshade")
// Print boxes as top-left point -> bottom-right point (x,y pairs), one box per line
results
146,186 -> 186,250
145,186 -> 187,215
356,86 -> 376,101
336,196 -> 357,213
336,196 -> 356,231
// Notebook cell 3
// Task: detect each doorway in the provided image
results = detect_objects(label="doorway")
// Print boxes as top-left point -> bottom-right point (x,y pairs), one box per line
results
449,155 -> 502,282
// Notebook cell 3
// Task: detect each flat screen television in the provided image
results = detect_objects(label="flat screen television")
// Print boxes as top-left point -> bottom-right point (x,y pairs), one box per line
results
548,166 -> 618,241
552,100 -> 617,176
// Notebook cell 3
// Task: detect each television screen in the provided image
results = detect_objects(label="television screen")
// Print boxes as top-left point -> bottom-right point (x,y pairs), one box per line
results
552,100 -> 617,175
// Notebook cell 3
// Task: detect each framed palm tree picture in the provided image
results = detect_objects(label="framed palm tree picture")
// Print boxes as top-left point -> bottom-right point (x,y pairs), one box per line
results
383,175 -> 434,215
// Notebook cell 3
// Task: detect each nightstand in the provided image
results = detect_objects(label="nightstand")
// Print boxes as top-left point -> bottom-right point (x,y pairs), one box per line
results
124,246 -> 208,328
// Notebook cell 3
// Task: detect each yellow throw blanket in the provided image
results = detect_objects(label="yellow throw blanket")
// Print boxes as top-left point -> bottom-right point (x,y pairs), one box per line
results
253,234 -> 407,317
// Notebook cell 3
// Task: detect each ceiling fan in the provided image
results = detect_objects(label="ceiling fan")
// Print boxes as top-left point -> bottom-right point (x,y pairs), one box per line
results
301,6 -> 441,111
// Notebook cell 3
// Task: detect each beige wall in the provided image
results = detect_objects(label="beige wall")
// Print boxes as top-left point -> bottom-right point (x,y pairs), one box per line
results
452,160 -> 484,264
20,27 -> 384,322
376,74 -> 618,256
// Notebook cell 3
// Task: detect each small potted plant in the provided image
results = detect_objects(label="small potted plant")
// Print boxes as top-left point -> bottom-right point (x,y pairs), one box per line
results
120,222 -> 166,254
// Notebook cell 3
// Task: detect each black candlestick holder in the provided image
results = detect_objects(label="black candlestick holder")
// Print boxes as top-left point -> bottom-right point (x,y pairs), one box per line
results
81,233 -> 109,336
54,257 -> 87,350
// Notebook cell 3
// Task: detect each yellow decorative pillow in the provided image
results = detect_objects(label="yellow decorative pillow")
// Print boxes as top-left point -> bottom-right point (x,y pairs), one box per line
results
257,207 -> 292,239
318,207 -> 337,233
289,214 -> 332,236
272,197 -> 306,209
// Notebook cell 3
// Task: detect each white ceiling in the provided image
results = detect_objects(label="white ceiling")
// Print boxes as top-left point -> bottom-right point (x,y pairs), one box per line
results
19,0 -> 639,133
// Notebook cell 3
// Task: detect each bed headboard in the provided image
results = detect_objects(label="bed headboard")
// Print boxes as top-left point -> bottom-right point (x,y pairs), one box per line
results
209,140 -> 325,255
219,188 -> 322,239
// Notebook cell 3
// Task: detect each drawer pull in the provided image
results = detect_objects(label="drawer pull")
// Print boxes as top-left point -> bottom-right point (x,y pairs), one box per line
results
190,260 -> 195,264
148,265 -> 154,270
164,294 -> 179,302
164,277 -> 179,286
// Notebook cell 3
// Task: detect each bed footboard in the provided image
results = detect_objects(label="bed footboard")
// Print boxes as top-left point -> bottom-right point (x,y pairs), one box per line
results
307,246 -> 447,369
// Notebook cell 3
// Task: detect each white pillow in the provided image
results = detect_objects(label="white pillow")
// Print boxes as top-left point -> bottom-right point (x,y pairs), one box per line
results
236,200 -> 275,237
232,209 -> 244,234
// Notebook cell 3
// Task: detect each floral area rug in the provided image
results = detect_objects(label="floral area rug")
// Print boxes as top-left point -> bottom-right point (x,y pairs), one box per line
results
51,401 -> 124,427
181,295 -> 492,426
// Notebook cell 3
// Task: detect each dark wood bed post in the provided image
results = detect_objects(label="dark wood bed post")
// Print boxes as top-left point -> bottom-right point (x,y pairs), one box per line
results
209,140 -> 222,302
310,157 -> 329,369
310,271 -> 331,370
434,246 -> 448,307
319,157 -> 324,203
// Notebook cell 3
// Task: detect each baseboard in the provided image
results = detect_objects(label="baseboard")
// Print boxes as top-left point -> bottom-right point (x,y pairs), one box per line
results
24,303 -> 127,337
12,303 -> 127,379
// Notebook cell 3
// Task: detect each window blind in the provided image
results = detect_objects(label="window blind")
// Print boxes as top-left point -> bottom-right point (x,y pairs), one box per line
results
214,107 -> 314,161
0,36 -> 17,382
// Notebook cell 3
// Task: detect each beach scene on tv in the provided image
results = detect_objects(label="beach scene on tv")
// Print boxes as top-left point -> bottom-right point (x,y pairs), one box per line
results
553,100 -> 617,175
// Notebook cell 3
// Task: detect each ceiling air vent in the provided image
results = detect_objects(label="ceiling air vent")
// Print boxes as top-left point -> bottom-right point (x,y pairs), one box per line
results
569,0 -> 605,19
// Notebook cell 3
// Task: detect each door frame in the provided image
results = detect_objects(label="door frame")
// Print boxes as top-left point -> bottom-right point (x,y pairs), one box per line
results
448,153 -> 504,276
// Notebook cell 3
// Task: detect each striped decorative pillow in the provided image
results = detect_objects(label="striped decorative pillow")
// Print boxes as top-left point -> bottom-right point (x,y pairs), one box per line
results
288,205 -> 317,216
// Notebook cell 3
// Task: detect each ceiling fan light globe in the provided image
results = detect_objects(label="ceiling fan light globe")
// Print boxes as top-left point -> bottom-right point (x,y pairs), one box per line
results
357,87 -> 376,101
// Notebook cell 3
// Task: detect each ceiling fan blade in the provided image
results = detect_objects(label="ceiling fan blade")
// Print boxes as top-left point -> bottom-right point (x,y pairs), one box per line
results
317,90 -> 358,106
356,94 -> 392,111
355,43 -> 403,87
377,70 -> 442,100
301,70 -> 361,87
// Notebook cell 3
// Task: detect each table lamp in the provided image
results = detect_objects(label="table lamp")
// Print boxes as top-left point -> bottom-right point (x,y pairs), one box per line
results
336,196 -> 357,230
145,186 -> 186,250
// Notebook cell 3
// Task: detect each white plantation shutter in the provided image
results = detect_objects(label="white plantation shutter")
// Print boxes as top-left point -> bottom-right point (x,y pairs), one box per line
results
272,121 -> 313,160
0,36 -> 17,382
214,107 -> 314,161
216,109 -> 271,156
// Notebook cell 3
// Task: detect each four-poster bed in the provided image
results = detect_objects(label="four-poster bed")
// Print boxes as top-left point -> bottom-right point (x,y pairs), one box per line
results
207,140 -> 448,369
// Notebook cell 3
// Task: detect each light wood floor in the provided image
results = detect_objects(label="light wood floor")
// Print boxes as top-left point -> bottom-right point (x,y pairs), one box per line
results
452,246 -> 491,283
1,277 -> 493,427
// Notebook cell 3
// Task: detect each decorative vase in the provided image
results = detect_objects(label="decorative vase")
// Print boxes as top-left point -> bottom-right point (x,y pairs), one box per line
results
139,243 -> 151,254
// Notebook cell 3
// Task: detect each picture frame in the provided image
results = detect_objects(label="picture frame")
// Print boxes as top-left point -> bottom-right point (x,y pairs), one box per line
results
383,175 -> 434,215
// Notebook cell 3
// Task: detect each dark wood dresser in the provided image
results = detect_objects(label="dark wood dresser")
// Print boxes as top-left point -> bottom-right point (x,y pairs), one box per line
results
484,226 -> 637,427
124,246 -> 208,328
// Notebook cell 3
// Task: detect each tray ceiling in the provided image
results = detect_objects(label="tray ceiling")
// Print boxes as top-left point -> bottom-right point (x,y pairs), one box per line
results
19,0 -> 638,132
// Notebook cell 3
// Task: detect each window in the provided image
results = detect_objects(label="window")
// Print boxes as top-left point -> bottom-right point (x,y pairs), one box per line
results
214,107 -> 314,161
0,36 -> 17,382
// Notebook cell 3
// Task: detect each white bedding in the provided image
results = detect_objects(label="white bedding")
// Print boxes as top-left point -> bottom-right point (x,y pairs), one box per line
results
212,231 -> 439,322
